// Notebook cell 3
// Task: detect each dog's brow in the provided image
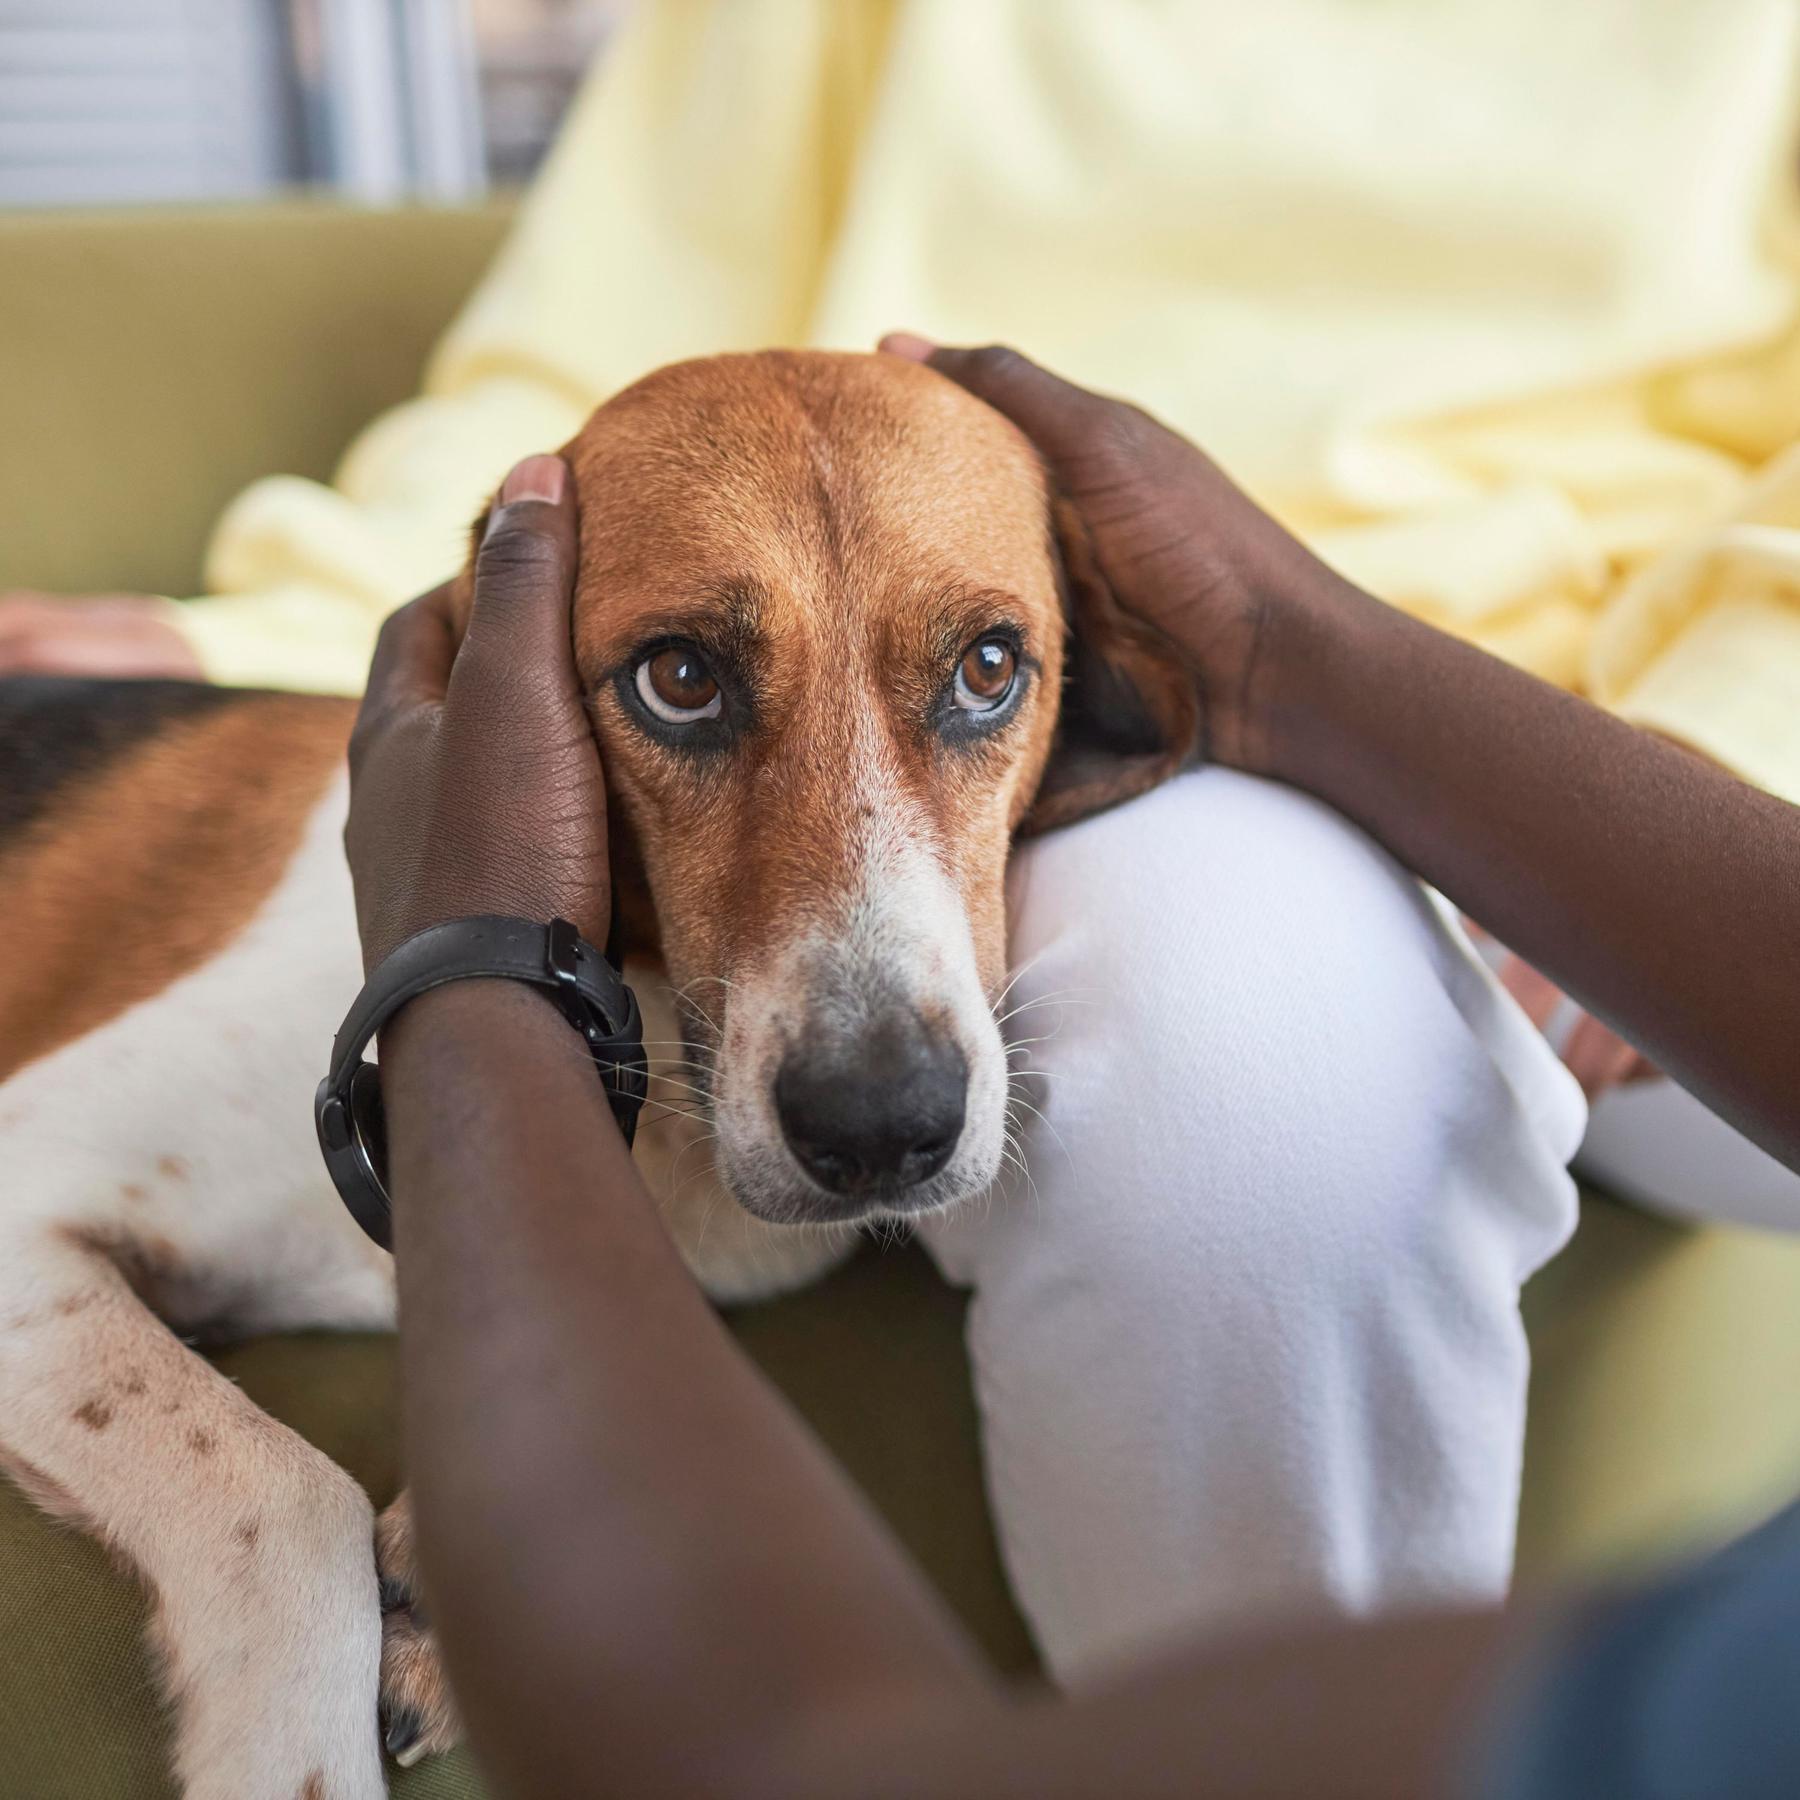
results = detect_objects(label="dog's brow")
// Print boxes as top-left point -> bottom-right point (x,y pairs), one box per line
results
698,575 -> 768,624
924,586 -> 1033,659
629,577 -> 769,653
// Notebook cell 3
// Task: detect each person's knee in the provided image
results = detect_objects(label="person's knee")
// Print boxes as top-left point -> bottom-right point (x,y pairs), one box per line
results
977,767 -> 1575,1290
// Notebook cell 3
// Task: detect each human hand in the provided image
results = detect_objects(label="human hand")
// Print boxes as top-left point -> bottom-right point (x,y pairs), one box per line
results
345,453 -> 609,972
879,335 -> 1371,774
0,591 -> 204,679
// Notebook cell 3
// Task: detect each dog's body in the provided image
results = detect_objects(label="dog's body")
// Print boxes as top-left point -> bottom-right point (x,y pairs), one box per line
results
0,352 -> 1194,1797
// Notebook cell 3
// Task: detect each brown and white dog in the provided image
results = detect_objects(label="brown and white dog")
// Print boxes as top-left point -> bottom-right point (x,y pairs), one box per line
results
0,350 -> 1195,1799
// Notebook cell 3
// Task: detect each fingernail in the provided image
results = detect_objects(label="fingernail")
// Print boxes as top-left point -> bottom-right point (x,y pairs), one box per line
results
879,331 -> 937,361
499,453 -> 566,507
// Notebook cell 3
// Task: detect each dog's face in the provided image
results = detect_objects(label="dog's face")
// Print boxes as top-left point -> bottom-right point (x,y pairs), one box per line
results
546,351 -> 1195,1227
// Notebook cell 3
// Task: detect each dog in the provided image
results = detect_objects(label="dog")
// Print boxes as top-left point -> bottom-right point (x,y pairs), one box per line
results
0,349 -> 1196,1799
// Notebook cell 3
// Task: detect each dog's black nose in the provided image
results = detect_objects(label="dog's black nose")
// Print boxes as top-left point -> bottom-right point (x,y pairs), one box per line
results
776,1014 -> 967,1201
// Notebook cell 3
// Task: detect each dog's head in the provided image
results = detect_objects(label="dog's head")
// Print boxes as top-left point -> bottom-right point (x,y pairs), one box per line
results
475,351 -> 1197,1226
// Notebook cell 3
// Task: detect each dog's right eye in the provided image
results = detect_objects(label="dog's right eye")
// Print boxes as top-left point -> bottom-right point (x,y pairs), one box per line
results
635,647 -> 723,724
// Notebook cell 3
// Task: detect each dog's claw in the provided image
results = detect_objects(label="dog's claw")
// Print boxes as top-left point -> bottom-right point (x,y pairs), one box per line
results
385,1708 -> 424,1763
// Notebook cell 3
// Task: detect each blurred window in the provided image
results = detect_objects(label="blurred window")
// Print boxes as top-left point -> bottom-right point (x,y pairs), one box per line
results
0,0 -> 298,207
472,0 -> 621,186
0,0 -> 628,209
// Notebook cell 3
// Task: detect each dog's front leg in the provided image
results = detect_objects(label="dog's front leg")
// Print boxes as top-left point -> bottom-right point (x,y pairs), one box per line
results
0,1229 -> 385,1800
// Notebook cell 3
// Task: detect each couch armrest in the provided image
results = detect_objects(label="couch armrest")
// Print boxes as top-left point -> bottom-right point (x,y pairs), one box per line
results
0,198 -> 512,597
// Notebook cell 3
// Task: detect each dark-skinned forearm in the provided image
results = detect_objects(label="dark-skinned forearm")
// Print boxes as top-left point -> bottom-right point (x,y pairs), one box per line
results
1260,581 -> 1800,1170
381,980 -> 994,1798
383,981 -> 1527,1800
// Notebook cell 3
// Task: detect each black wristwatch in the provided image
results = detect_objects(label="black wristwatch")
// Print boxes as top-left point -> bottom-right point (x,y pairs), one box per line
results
314,916 -> 648,1249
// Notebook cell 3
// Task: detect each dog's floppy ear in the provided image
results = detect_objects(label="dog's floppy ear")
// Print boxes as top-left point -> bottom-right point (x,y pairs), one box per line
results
1020,497 -> 1203,835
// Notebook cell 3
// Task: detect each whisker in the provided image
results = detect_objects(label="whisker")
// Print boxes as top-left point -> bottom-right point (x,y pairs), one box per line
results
670,974 -> 739,1037
671,1134 -> 722,1200
636,1097 -> 709,1122
998,1123 -> 1044,1219
1006,1092 -> 1071,1168
993,989 -> 1097,1029
644,1073 -> 716,1103
990,946 -> 1054,1018
640,1101 -> 709,1130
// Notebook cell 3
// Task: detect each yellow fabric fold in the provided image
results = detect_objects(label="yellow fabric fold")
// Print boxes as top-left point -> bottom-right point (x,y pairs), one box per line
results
1592,445 -> 1800,798
174,0 -> 1800,801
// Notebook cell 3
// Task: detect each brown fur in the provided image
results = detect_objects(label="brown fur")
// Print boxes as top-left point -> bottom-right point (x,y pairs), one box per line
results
462,352 -> 1195,1003
0,354 -> 1188,1084
0,695 -> 354,1081
0,351 -> 1198,1794
554,353 -> 1066,998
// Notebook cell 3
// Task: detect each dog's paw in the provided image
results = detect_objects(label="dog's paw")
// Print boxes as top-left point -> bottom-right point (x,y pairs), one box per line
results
375,1495 -> 461,1768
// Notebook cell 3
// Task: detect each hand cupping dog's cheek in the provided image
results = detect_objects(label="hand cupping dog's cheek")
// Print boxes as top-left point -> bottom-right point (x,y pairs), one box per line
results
345,454 -> 611,972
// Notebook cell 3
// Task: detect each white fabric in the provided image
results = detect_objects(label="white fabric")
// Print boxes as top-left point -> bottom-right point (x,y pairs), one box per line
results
1464,917 -> 1800,1233
1580,1081 -> 1800,1236
924,768 -> 1586,1679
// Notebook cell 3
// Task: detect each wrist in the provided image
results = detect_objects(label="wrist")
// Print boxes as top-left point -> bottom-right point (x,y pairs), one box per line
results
319,919 -> 647,1250
1232,564 -> 1393,789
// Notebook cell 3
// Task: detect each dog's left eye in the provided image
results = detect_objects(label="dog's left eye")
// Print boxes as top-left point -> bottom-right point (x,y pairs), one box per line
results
635,647 -> 723,724
953,637 -> 1018,711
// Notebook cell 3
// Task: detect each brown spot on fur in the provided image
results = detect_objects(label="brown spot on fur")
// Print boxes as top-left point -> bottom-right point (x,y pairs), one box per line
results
120,1373 -> 147,1397
54,1290 -> 95,1318
234,1517 -> 260,1549
188,1428 -> 216,1456
73,1399 -> 112,1431
155,1154 -> 189,1182
120,1182 -> 148,1204
0,694 -> 353,1081
298,1773 -> 325,1800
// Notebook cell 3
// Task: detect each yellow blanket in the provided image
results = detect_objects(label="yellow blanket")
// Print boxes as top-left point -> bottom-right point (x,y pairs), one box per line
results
180,0 -> 1800,800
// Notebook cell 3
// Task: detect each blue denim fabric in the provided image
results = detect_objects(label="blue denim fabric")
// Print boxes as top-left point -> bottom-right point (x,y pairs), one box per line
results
1476,1498 -> 1800,1800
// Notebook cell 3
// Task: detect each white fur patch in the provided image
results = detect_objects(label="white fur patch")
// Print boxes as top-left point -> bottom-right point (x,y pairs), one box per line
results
708,716 -> 1007,1225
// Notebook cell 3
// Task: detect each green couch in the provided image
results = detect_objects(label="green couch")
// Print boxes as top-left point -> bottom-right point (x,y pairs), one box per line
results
3,201 -> 1799,1798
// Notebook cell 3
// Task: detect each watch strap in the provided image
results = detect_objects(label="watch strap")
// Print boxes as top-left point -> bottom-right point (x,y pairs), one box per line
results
316,915 -> 647,1252
325,915 -> 636,1087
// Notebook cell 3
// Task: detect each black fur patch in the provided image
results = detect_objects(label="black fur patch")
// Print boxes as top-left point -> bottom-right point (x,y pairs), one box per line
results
0,677 -> 242,846
1058,647 -> 1168,758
